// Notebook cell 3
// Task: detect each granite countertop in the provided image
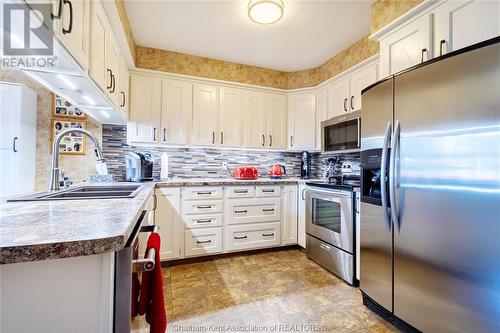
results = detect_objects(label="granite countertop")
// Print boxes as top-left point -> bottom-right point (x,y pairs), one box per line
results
0,182 -> 156,265
0,178 -> 323,265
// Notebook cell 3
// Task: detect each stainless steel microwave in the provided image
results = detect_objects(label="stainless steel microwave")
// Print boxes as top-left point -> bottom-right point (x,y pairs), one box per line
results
321,110 -> 361,154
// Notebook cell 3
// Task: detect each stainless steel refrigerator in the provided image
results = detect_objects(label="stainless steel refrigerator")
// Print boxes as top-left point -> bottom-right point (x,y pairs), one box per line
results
359,37 -> 500,332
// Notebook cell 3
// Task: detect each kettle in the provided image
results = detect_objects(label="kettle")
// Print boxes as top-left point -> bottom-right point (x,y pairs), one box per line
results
269,163 -> 286,178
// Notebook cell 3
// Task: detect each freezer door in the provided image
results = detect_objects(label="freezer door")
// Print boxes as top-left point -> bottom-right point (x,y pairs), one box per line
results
392,41 -> 500,332
360,78 -> 394,311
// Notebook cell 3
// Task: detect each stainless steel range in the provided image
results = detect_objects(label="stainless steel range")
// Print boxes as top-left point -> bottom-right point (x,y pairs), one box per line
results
305,174 -> 360,285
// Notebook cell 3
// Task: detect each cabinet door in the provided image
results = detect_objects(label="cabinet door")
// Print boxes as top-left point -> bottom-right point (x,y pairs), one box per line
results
266,93 -> 287,149
58,0 -> 89,70
89,0 -> 108,91
287,93 -> 316,150
349,62 -> 378,112
281,185 -> 298,245
218,87 -> 242,147
155,188 -> 184,260
192,84 -> 219,146
243,91 -> 266,148
105,34 -> 120,106
327,77 -> 350,118
160,79 -> 192,145
118,56 -> 129,117
435,0 -> 500,56
128,75 -> 161,143
315,88 -> 328,151
379,14 -> 433,77
297,184 -> 306,248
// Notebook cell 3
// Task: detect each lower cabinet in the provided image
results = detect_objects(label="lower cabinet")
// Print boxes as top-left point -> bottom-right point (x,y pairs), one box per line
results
297,184 -> 306,248
154,184 -> 299,261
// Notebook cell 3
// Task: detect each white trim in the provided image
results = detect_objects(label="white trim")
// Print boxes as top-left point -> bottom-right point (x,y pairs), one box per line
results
370,0 -> 441,41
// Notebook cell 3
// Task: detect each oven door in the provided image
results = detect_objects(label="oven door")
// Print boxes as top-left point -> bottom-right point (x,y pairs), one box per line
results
305,186 -> 354,253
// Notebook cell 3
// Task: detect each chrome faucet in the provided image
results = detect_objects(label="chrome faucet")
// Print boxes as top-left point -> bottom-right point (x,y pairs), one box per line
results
49,128 -> 105,191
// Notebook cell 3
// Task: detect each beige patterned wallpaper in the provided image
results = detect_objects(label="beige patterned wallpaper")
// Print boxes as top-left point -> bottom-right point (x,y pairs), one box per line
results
0,70 -> 102,191
371,0 -> 425,33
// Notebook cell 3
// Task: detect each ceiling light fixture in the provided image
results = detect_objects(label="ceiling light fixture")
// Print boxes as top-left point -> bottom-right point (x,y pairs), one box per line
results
248,0 -> 284,25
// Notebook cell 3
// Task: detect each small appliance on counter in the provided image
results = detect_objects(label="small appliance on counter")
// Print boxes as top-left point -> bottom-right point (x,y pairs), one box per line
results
233,166 -> 259,180
125,152 -> 154,182
269,163 -> 286,179
300,151 -> 311,179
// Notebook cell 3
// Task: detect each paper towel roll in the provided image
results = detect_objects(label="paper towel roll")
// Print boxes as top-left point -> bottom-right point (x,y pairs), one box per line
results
160,153 -> 169,180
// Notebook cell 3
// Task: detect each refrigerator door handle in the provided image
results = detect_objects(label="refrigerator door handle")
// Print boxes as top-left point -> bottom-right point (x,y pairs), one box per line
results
389,120 -> 401,230
381,122 -> 392,230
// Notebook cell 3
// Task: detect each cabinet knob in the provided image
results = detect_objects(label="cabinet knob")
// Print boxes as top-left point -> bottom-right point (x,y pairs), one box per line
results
421,48 -> 427,63
439,39 -> 446,56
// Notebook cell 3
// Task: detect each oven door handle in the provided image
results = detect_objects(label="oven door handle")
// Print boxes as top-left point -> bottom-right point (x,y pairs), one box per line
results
381,122 -> 392,230
304,186 -> 352,198
132,223 -> 160,272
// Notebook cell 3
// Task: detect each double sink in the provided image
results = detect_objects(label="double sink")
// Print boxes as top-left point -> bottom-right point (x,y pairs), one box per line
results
7,184 -> 144,202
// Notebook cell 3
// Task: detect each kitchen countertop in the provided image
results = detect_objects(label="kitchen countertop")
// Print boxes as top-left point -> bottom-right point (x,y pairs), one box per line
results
0,178 -> 320,265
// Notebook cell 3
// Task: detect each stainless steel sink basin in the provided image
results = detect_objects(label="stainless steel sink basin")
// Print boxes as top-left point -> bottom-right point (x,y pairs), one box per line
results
7,184 -> 144,202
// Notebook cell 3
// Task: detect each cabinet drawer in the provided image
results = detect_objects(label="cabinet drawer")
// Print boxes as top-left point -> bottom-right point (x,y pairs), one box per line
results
225,222 -> 281,251
256,186 -> 281,197
182,213 -> 222,229
182,187 -> 223,200
182,200 -> 222,215
184,228 -> 222,257
225,186 -> 255,198
225,198 -> 281,225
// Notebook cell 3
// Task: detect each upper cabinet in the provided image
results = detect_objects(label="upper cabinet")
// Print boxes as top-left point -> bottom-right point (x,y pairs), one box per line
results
374,0 -> 500,78
191,84 -> 220,146
315,88 -> 328,151
89,0 -> 111,92
243,91 -> 267,148
266,94 -> 287,150
349,62 -> 378,112
327,77 -> 350,118
55,0 -> 90,71
160,79 -> 192,145
287,93 -> 316,150
379,14 -> 433,78
218,87 -> 242,147
128,74 -> 161,143
435,0 -> 500,56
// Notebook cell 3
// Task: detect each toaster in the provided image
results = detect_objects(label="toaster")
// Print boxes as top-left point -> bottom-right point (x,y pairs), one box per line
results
233,166 -> 259,180
125,152 -> 154,181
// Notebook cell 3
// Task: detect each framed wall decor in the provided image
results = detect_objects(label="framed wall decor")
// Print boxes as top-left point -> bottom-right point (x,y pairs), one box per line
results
53,95 -> 86,118
51,118 -> 87,155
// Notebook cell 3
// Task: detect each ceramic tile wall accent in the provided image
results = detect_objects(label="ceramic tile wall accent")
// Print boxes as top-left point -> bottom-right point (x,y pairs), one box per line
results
371,0 -> 424,33
135,46 -> 289,89
114,0 -> 136,60
0,70 -> 102,191
311,152 -> 361,179
102,125 -> 305,180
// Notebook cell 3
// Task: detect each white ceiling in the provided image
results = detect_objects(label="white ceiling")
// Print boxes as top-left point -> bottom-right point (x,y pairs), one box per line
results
124,0 -> 372,72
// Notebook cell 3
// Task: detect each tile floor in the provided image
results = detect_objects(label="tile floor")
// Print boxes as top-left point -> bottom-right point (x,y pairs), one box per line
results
132,248 -> 400,333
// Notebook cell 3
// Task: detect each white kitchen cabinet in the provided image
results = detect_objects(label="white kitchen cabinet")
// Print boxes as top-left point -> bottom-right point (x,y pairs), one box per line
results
287,93 -> 316,150
243,91 -> 267,148
105,33 -> 121,106
160,79 -> 192,145
118,55 -> 129,117
155,188 -> 184,260
266,93 -> 287,149
0,84 -> 37,198
89,0 -> 110,92
184,228 -> 223,257
224,198 -> 281,225
435,0 -> 500,56
327,77 -> 350,117
349,62 -> 378,112
379,14 -> 433,78
281,185 -> 298,245
192,84 -> 219,146
225,222 -> 281,251
218,87 -> 242,147
315,87 -> 328,151
56,0 -> 90,71
128,74 -> 161,143
297,184 -> 306,248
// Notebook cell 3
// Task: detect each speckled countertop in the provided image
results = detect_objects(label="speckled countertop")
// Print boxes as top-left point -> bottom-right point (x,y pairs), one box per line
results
0,178 -> 322,265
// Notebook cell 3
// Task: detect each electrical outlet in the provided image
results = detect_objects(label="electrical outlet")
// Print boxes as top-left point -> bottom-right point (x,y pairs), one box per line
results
221,162 -> 228,169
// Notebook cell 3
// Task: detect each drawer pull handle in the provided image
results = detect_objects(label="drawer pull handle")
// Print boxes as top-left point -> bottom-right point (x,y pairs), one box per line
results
234,236 -> 248,240
196,219 -> 212,223
197,205 -> 212,209
234,190 -> 248,194
262,208 -> 275,212
234,209 -> 248,213
262,189 -> 275,193
197,191 -> 212,195
262,233 -> 274,237
197,240 -> 212,244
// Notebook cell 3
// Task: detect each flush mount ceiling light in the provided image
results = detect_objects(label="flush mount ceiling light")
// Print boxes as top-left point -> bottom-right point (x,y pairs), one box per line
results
248,0 -> 284,25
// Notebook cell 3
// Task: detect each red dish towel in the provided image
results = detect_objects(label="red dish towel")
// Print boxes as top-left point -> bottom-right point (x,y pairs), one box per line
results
138,232 -> 167,333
